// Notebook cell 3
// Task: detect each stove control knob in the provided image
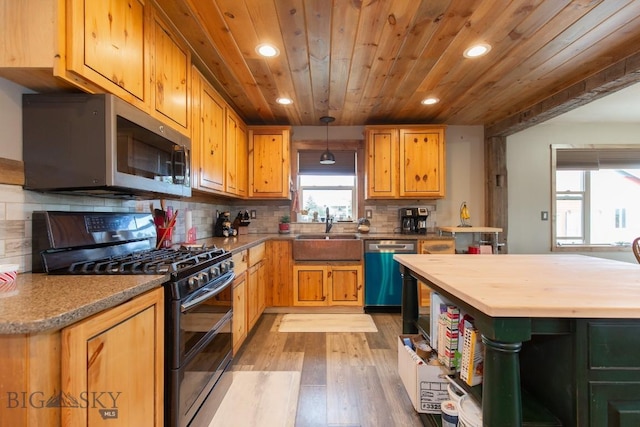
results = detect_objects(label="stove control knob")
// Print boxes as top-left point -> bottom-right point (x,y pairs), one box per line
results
220,262 -> 228,273
198,272 -> 209,284
187,277 -> 198,291
228,259 -> 235,269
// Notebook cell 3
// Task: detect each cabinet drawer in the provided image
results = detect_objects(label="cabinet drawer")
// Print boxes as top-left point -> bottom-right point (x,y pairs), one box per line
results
248,242 -> 266,266
232,250 -> 248,276
589,321 -> 640,369
419,239 -> 455,254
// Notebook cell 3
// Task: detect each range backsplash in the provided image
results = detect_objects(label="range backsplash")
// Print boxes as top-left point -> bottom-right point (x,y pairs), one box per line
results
0,182 -> 441,273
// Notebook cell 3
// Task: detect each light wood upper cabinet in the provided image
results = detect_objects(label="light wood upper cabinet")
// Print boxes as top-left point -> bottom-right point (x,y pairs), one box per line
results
366,127 -> 398,198
192,66 -> 247,198
365,125 -> 446,199
61,288 -> 164,427
399,127 -> 445,197
236,122 -> 248,198
226,109 -> 247,197
151,11 -> 190,129
191,67 -> 225,192
67,0 -> 148,102
248,126 -> 291,199
0,0 -> 190,135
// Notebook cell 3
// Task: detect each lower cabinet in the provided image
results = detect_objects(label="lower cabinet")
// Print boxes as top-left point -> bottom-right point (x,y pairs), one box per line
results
232,273 -> 247,354
61,287 -> 164,427
418,238 -> 455,308
293,263 -> 363,307
247,259 -> 266,329
247,243 -> 266,330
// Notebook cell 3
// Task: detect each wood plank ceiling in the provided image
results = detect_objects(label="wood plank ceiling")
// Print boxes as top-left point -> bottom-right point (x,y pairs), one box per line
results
156,0 -> 640,128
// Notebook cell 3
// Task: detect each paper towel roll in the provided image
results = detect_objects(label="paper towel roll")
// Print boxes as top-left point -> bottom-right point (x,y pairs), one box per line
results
185,210 -> 192,232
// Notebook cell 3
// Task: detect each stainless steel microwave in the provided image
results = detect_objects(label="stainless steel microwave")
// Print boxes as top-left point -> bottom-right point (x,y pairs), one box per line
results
22,93 -> 191,199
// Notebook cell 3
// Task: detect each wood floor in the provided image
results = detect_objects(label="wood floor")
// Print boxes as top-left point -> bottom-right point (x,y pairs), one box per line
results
194,312 -> 424,427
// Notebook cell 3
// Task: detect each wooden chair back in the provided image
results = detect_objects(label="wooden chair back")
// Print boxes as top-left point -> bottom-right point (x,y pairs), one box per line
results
633,237 -> 640,263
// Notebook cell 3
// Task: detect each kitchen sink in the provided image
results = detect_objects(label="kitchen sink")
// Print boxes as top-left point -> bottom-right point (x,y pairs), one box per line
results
295,234 -> 359,240
293,234 -> 362,261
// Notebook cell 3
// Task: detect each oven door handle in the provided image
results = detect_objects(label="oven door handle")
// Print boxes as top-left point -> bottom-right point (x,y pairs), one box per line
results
181,271 -> 235,312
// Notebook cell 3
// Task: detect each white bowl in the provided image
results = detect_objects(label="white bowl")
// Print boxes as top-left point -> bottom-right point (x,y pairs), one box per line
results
0,264 -> 19,297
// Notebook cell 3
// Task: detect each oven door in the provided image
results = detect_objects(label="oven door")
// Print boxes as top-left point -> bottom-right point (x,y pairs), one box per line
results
168,271 -> 234,427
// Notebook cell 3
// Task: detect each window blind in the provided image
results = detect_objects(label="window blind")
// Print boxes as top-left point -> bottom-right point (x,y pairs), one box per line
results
298,150 -> 356,175
556,148 -> 640,170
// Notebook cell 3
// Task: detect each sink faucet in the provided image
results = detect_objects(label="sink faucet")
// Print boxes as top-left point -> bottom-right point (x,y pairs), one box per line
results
325,207 -> 333,233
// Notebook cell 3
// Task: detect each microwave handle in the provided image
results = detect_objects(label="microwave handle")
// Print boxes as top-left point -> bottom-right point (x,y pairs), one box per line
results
173,145 -> 190,186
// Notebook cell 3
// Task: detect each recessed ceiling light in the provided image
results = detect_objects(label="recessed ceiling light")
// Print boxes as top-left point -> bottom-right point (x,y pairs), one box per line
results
421,97 -> 439,105
464,43 -> 491,58
256,43 -> 279,57
276,97 -> 293,105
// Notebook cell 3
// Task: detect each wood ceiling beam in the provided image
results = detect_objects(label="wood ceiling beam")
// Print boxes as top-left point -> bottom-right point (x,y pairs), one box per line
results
485,50 -> 640,138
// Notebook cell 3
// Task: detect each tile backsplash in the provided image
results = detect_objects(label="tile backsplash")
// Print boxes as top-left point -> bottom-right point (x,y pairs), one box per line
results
0,182 -> 441,272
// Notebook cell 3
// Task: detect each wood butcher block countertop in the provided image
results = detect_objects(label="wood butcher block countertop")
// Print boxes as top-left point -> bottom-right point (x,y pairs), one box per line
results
394,254 -> 640,318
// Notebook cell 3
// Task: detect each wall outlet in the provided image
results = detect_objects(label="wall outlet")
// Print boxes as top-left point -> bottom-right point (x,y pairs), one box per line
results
250,210 -> 257,219
541,211 -> 549,221
365,209 -> 373,219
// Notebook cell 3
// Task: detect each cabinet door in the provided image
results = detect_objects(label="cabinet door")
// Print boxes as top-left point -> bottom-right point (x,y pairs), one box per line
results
225,110 -> 239,195
232,273 -> 247,354
329,265 -> 363,306
266,240 -> 292,306
247,262 -> 260,329
293,265 -> 328,306
248,127 -> 291,198
418,239 -> 455,307
236,122 -> 248,198
399,127 -> 445,198
152,12 -> 189,129
61,288 -> 164,427
67,0 -> 148,103
365,127 -> 398,198
257,260 -> 266,315
198,76 -> 226,192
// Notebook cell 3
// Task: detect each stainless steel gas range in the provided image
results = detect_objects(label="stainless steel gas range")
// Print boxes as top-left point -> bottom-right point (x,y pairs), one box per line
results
32,211 -> 234,427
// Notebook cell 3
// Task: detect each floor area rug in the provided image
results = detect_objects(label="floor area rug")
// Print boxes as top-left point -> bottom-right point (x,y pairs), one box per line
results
206,371 -> 300,427
278,313 -> 378,333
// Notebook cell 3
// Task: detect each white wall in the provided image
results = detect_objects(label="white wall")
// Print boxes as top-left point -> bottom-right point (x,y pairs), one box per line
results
0,78 -> 32,160
507,122 -> 640,262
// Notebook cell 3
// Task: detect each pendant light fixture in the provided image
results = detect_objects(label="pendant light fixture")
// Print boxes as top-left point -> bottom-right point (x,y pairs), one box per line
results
319,115 -> 336,165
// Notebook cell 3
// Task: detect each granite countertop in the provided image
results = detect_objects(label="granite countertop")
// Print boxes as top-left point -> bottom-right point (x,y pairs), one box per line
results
0,273 -> 166,334
0,232 -> 452,335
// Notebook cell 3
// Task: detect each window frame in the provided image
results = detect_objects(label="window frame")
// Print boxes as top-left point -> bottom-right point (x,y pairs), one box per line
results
291,139 -> 365,223
551,144 -> 640,252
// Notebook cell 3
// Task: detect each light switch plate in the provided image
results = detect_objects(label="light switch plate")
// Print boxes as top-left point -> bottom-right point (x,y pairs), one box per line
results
250,210 -> 257,219
541,211 -> 549,221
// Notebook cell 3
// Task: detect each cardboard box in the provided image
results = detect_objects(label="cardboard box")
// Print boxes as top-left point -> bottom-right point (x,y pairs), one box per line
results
398,335 -> 449,414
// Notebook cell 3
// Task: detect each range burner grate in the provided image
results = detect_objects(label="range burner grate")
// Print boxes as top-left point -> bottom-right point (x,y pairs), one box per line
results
66,246 -> 226,275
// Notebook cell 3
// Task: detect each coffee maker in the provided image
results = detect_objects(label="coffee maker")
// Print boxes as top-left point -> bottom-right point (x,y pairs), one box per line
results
399,207 -> 429,234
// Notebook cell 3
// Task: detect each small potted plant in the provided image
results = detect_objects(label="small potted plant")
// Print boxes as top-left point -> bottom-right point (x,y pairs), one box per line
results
278,215 -> 291,234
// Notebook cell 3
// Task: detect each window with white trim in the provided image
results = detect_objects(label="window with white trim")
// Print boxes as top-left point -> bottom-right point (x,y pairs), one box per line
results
552,145 -> 640,247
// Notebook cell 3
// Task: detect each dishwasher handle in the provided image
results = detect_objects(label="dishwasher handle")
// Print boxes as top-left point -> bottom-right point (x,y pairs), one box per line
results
365,241 -> 417,253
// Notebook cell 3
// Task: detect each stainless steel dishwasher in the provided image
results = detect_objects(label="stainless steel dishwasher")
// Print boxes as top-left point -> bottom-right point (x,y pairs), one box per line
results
364,240 -> 417,312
